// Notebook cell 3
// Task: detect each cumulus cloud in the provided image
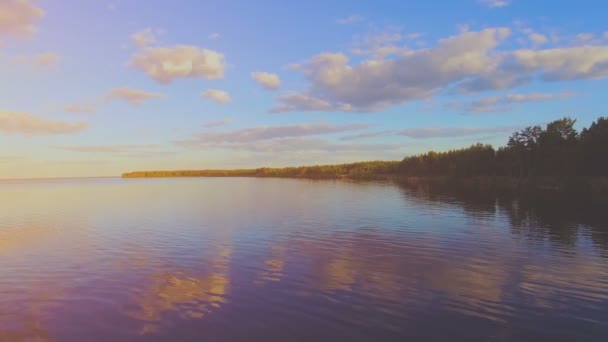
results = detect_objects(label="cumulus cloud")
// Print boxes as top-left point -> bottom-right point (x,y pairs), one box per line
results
202,89 -> 231,104
0,0 -> 44,41
465,92 -> 573,113
336,15 -> 364,25
203,118 -> 233,128
479,0 -> 510,8
281,28 -> 510,112
130,45 -> 226,84
131,28 -> 156,48
251,72 -> 281,90
506,46 -> 608,81
14,52 -> 60,70
106,88 -> 163,105
399,126 -> 517,139
277,27 -> 608,113
0,111 -> 87,135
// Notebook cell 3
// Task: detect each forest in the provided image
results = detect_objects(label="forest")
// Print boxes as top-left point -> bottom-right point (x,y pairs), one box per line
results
123,117 -> 608,180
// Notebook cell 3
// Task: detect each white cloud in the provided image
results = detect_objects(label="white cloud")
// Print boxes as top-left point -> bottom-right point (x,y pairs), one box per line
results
130,45 -> 226,84
465,92 -> 573,113
276,27 -> 608,113
208,33 -> 220,40
0,0 -> 44,42
507,46 -> 608,81
251,72 -> 281,90
202,89 -> 231,104
336,15 -> 364,25
14,52 -> 60,70
479,0 -> 510,8
281,28 -> 510,112
131,28 -> 156,48
0,111 -> 87,135
106,88 -> 163,105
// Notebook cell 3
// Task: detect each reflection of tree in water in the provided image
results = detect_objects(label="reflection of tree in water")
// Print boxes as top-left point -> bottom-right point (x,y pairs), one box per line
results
394,179 -> 608,254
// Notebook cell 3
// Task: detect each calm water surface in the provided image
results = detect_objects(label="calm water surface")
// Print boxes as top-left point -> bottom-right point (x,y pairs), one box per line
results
1,177 -> 607,341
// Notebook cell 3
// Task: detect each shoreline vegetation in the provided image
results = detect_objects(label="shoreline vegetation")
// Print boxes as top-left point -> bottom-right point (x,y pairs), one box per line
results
123,117 -> 608,198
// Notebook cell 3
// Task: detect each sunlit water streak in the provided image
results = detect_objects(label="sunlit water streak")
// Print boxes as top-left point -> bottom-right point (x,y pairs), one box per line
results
1,177 -> 607,341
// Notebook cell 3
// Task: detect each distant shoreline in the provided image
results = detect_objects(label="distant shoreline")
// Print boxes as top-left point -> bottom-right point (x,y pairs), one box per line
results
122,167 -> 608,198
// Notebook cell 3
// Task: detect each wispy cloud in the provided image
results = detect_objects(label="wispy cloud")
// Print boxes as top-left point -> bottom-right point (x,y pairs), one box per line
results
465,92 -> 573,113
55,144 -> 160,153
398,126 -> 518,139
0,112 -> 88,135
131,28 -> 157,48
336,15 -> 364,25
208,33 -> 220,40
106,88 -> 164,105
251,72 -> 281,90
187,123 -> 369,144
14,52 -> 61,70
203,118 -> 234,128
340,130 -> 396,141
56,144 -> 175,158
177,137 -> 399,154
202,89 -> 231,104
479,0 -> 511,8
271,92 -> 352,113
64,104 -> 97,114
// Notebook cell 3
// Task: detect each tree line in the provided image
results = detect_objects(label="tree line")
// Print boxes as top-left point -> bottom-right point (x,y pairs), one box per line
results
123,116 -> 607,179
399,117 -> 608,178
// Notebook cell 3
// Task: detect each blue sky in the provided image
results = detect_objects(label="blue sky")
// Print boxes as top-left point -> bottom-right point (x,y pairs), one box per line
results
1,0 -> 607,178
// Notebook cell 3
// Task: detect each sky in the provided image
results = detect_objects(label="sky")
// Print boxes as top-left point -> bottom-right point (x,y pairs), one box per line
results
1,0 -> 607,178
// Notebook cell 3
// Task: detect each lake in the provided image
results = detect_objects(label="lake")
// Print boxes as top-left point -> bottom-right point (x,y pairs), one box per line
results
1,177 -> 607,341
